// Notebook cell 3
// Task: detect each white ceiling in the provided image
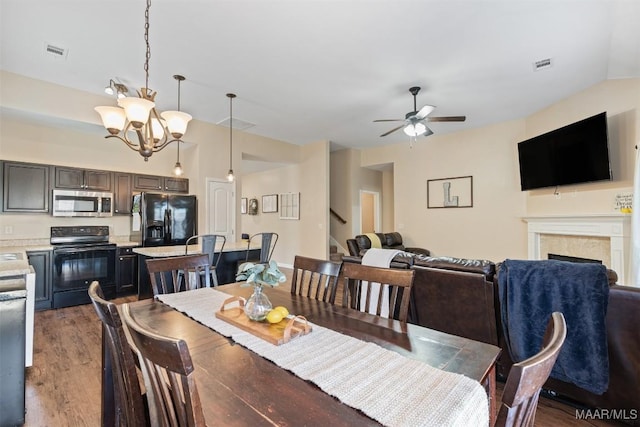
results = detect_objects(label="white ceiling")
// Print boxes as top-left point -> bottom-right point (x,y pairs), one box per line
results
2,0 -> 640,151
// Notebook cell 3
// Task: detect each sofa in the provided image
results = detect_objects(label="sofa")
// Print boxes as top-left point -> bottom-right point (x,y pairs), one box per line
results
341,253 -> 640,422
346,232 -> 431,257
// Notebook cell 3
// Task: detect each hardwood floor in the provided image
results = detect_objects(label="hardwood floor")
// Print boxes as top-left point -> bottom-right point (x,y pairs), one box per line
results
25,275 -> 624,426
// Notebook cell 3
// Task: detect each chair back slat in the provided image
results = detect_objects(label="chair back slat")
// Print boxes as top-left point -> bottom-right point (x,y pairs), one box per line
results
146,254 -> 211,296
246,232 -> 279,263
88,282 -> 149,427
496,312 -> 567,427
121,304 -> 206,427
291,255 -> 342,304
185,235 -> 226,286
341,262 -> 415,324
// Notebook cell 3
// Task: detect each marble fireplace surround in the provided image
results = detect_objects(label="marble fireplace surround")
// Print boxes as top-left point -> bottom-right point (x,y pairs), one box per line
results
524,215 -> 632,285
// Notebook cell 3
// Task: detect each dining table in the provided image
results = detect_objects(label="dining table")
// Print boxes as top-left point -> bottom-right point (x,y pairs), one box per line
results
103,283 -> 501,426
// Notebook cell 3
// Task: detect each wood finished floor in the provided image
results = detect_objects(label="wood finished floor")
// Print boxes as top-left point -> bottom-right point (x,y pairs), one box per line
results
26,271 -> 625,426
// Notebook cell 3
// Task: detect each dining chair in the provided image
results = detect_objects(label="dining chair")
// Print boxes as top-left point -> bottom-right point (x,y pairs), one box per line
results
146,254 -> 211,296
245,232 -> 279,263
341,262 -> 415,323
88,281 -> 149,427
291,255 -> 342,304
185,234 -> 226,286
496,312 -> 567,427
120,303 -> 207,427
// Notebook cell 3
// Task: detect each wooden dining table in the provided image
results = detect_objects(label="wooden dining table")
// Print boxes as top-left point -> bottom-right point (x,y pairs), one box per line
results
103,283 -> 501,426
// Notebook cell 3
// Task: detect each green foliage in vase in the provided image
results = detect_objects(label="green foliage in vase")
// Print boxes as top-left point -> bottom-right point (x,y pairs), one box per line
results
236,260 -> 286,287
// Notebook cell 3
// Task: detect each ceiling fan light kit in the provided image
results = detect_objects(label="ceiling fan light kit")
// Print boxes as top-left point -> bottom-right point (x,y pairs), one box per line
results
94,0 -> 192,162
374,86 -> 465,147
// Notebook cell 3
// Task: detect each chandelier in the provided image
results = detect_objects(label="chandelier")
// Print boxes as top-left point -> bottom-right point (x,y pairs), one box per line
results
94,0 -> 192,161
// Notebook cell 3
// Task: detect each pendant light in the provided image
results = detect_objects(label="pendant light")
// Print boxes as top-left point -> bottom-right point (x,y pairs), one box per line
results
172,75 -> 185,176
226,93 -> 236,182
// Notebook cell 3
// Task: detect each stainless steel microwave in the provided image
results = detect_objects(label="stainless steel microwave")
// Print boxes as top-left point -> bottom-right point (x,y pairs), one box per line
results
52,189 -> 113,217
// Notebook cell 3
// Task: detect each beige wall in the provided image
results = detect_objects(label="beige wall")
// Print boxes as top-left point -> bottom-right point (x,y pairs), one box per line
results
240,141 -> 330,266
0,72 -> 327,260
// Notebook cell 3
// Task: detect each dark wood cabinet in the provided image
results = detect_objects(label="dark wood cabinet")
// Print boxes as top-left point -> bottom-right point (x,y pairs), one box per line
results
113,173 -> 133,214
54,166 -> 112,191
27,250 -> 53,311
2,161 -> 50,213
134,174 -> 189,193
116,246 -> 138,295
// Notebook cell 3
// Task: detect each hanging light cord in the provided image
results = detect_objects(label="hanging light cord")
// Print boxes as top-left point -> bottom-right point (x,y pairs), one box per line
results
143,0 -> 151,95
227,93 -> 236,170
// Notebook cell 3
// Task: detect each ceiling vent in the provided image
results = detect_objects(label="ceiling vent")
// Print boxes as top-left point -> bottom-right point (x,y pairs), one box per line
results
533,58 -> 552,71
217,117 -> 255,131
44,43 -> 68,59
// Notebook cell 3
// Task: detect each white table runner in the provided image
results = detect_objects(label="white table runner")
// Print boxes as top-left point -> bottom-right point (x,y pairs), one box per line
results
157,288 -> 489,427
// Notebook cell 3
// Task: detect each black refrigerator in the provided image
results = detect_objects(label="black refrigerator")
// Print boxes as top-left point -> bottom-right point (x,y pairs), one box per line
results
132,192 -> 197,247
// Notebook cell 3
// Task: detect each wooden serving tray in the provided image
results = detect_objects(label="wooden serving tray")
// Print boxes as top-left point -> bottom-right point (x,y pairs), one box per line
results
215,296 -> 312,345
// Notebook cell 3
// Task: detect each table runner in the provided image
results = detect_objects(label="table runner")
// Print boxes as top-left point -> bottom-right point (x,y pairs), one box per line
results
157,288 -> 489,427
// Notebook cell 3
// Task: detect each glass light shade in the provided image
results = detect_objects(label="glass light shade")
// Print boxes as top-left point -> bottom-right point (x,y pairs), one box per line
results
104,86 -> 114,95
227,169 -> 235,182
161,111 -> 192,138
150,118 -> 166,141
403,121 -> 427,137
94,106 -> 126,134
118,97 -> 154,128
174,162 -> 183,176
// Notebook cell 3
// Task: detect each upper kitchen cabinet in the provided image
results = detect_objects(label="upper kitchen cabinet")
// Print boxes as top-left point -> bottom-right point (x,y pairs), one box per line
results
133,174 -> 189,194
2,161 -> 50,213
54,167 -> 112,191
113,173 -> 133,215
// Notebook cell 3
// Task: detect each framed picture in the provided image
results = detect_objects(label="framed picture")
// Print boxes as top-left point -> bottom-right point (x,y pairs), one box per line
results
427,176 -> 473,208
248,198 -> 259,215
241,198 -> 248,214
279,192 -> 300,220
262,194 -> 278,213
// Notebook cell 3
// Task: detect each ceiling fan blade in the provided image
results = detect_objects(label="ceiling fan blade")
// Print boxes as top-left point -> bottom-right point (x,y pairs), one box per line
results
380,124 -> 405,137
427,116 -> 466,122
415,105 -> 436,119
424,126 -> 434,137
373,119 -> 405,123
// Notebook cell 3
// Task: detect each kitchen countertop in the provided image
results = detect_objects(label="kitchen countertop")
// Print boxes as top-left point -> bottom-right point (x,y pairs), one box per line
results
133,240 -> 260,258
0,248 -> 32,278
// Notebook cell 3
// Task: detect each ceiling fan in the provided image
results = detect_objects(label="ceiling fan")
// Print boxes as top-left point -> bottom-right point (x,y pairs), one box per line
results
374,86 -> 466,139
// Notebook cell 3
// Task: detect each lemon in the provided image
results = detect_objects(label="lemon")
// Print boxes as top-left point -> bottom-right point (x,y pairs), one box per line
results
265,309 -> 284,324
273,306 -> 289,318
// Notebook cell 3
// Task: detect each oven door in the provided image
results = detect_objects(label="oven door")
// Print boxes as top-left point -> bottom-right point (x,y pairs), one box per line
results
52,245 -> 116,308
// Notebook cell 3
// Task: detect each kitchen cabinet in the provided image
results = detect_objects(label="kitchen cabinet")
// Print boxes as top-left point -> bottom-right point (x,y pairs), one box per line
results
27,250 -> 52,311
133,174 -> 189,193
113,172 -> 133,214
116,247 -> 138,295
54,166 -> 112,191
2,161 -> 50,213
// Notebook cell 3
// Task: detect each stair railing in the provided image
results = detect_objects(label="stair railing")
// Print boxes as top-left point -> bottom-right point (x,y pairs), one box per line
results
330,208 -> 347,224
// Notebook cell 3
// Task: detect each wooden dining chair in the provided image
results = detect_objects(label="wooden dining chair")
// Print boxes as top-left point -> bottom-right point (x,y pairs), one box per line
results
496,312 -> 567,427
341,263 -> 415,323
291,255 -> 342,303
121,303 -> 206,427
88,281 -> 149,427
185,234 -> 226,286
146,254 -> 211,296
245,232 -> 279,263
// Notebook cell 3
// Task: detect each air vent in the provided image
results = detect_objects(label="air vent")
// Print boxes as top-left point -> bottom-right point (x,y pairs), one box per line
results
45,43 -> 68,59
216,117 -> 255,131
533,58 -> 552,71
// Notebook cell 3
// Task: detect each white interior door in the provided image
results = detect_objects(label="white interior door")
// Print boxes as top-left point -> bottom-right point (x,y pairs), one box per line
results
359,190 -> 381,234
206,178 -> 235,242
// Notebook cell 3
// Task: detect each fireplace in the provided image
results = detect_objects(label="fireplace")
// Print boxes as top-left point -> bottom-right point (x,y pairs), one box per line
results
548,253 -> 602,264
524,215 -> 632,285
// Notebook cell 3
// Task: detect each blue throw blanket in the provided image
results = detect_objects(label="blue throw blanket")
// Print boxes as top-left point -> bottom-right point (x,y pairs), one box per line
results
498,259 -> 610,395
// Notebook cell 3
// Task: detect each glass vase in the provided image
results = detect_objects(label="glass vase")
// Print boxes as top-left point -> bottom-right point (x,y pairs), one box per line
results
244,284 -> 272,321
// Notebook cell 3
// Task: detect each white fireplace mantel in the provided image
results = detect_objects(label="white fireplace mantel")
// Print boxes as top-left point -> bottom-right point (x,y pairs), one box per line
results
523,214 -> 632,285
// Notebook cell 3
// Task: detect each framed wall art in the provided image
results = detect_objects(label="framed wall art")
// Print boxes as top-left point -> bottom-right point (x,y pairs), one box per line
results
262,194 -> 278,213
248,198 -> 259,215
241,198 -> 248,214
279,192 -> 300,220
427,176 -> 473,208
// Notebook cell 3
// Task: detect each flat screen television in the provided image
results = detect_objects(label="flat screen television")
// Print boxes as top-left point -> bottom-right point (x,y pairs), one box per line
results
517,112 -> 612,191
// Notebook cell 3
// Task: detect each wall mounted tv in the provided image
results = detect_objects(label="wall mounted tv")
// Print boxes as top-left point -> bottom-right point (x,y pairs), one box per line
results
517,112 -> 612,191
